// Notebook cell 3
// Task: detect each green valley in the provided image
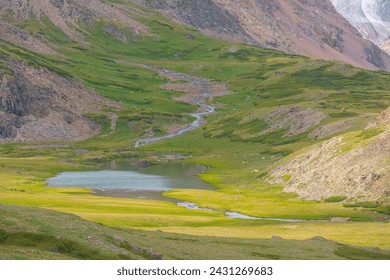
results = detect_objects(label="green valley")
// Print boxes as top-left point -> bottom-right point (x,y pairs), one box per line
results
0,0 -> 389,259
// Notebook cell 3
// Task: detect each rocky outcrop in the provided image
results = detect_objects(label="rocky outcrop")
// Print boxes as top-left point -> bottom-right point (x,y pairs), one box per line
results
0,61 -> 120,142
138,0 -> 251,43
261,107 -> 327,137
0,20 -> 57,55
1,72 -> 51,118
133,0 -> 390,70
269,106 -> 390,201
0,0 -> 148,44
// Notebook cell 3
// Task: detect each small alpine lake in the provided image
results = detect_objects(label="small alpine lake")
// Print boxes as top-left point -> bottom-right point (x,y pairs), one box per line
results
46,161 -> 214,201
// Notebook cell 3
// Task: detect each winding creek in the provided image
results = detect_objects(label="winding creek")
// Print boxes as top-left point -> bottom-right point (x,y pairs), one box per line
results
135,105 -> 215,147
134,66 -> 224,147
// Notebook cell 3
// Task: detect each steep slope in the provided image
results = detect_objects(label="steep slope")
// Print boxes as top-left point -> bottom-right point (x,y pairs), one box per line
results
0,0 -> 148,44
269,106 -> 390,202
132,0 -> 390,70
330,0 -> 390,54
0,56 -> 120,142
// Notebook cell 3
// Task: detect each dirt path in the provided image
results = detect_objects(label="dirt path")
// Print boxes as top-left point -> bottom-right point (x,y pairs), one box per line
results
133,65 -> 228,147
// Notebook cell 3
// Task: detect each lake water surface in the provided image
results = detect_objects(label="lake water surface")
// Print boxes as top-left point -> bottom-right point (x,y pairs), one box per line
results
46,161 -> 213,201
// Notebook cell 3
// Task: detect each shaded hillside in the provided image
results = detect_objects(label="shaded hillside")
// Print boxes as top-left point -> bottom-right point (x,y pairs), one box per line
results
132,0 -> 390,70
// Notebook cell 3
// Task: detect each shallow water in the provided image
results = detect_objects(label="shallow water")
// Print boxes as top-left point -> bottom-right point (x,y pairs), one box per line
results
46,161 -> 213,200
178,202 -> 306,221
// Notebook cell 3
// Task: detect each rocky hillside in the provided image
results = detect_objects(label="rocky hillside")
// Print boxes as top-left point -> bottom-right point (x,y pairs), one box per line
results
330,0 -> 390,54
269,106 -> 390,202
0,58 -> 120,142
0,0 -> 148,44
131,0 -> 390,70
0,0 -> 152,58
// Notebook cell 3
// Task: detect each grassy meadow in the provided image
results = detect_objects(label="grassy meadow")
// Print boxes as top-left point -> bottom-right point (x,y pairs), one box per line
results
0,1 -> 389,258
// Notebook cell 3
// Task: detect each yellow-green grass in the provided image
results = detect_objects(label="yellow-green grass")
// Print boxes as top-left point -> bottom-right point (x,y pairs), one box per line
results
3,204 -> 389,260
1,155 -> 389,252
146,222 -> 390,250
0,186 -> 232,228
163,188 -> 384,221
0,157 -> 267,228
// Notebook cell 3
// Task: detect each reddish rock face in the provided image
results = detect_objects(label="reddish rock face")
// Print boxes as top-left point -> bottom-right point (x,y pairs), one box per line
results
136,0 -> 390,70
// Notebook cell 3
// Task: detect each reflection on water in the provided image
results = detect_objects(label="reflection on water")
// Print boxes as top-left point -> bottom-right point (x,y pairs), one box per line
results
46,161 -> 213,201
47,170 -> 171,191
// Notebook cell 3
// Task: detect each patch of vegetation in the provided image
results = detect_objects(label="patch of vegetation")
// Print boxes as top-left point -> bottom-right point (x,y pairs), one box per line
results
343,202 -> 389,215
336,245 -> 390,260
357,128 -> 384,140
344,202 -> 382,209
324,196 -> 347,203
0,229 -> 127,260
282,174 -> 292,182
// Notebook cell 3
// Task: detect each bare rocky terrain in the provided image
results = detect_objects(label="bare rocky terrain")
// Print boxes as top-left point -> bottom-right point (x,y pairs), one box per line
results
269,106 -> 390,201
0,0 -> 148,46
131,0 -> 390,70
0,60 -> 120,142
0,19 -> 58,55
261,107 -> 327,137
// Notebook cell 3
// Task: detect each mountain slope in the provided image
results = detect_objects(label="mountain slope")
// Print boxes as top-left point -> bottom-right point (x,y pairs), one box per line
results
0,54 -> 120,142
269,115 -> 390,201
330,0 -> 390,54
0,0 -> 148,43
132,0 -> 390,70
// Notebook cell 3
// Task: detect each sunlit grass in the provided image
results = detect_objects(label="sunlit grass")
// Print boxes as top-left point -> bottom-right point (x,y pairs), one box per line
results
147,221 -> 390,250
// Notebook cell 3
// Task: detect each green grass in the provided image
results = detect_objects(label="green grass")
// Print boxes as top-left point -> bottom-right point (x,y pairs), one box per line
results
0,1 -> 389,258
0,229 -> 126,260
1,205 -> 389,260
325,196 -> 348,203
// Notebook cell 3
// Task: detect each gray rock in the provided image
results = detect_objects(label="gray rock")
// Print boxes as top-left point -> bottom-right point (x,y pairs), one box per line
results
144,0 -> 250,42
